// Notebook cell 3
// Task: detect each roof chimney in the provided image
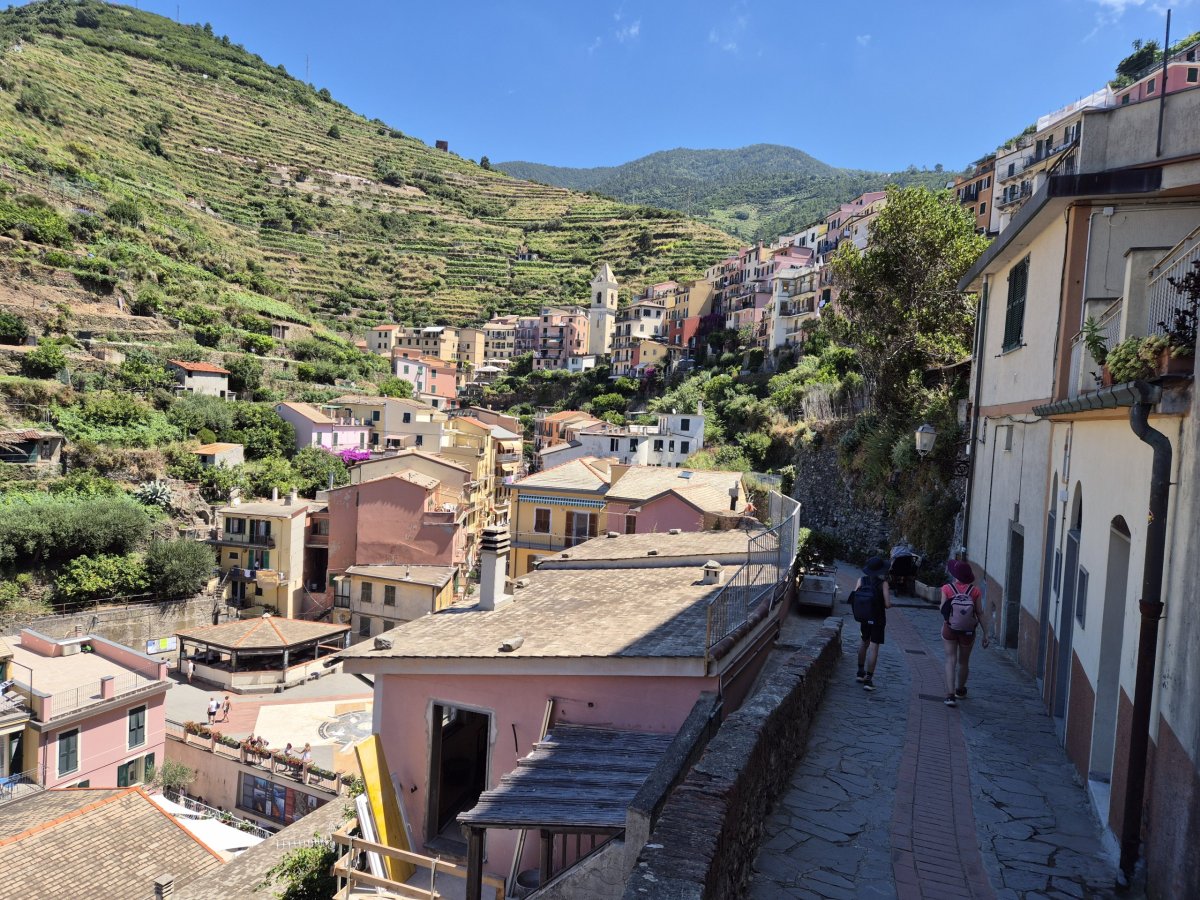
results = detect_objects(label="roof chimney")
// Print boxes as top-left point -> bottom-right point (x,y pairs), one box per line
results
286,489 -> 298,506
701,561 -> 724,585
478,526 -> 511,611
154,875 -> 175,899
271,487 -> 279,502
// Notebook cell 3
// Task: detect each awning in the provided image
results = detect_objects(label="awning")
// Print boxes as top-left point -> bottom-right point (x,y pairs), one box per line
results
458,725 -> 674,831
516,495 -> 606,509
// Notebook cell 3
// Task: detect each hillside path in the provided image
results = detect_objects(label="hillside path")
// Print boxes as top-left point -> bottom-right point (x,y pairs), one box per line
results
750,566 -> 1125,899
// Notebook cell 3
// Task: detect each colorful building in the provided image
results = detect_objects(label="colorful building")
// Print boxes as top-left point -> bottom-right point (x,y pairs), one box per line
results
273,402 -> 371,453
208,494 -> 310,617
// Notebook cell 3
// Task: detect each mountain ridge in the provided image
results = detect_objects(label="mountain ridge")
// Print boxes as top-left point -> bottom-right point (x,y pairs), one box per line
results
498,144 -> 953,241
0,0 -> 739,347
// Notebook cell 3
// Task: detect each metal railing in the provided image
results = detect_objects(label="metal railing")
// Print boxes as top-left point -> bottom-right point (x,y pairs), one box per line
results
1146,227 -> 1200,337
1069,300 -> 1123,398
41,671 -> 162,720
0,768 -> 44,807
209,529 -> 275,548
161,789 -> 274,839
704,492 -> 801,654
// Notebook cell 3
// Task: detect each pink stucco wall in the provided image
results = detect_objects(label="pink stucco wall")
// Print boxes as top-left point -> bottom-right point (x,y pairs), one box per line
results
605,495 -> 706,534
374,671 -> 717,876
40,692 -> 167,789
327,477 -> 465,577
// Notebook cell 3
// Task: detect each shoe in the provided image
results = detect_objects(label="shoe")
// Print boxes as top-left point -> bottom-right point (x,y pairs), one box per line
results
863,675 -> 876,692
955,687 -> 968,699
856,670 -> 866,683
944,695 -> 957,707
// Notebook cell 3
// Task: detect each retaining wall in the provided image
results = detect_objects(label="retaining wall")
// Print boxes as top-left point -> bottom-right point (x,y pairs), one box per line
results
792,432 -> 890,557
2,594 -> 226,657
622,617 -> 843,900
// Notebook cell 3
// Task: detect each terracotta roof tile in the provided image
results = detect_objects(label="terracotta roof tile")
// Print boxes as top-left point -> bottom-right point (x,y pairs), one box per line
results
176,616 -> 349,649
169,359 -> 231,375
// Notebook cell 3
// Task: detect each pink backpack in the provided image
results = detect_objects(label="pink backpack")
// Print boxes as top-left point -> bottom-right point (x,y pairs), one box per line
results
945,583 -> 978,633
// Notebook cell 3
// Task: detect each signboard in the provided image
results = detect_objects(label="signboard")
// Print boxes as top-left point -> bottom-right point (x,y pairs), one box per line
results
146,636 -> 178,655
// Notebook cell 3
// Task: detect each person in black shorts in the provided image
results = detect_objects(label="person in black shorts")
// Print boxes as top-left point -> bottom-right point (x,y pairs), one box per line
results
855,556 -> 892,692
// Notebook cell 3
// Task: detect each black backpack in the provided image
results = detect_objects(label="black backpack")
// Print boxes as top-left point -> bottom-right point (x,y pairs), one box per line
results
850,577 -> 879,623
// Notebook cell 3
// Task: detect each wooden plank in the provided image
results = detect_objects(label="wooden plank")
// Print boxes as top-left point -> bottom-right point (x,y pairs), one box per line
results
333,832 -> 465,872
331,863 -> 438,899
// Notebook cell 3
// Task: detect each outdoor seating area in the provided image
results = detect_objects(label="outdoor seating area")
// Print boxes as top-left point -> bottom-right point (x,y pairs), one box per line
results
175,615 -> 350,693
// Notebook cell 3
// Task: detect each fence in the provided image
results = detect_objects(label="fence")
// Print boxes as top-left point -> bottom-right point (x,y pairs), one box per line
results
1068,299 -> 1123,398
1146,227 -> 1200,337
161,789 -> 275,840
0,768 -> 44,807
704,492 -> 801,654
42,671 -> 161,720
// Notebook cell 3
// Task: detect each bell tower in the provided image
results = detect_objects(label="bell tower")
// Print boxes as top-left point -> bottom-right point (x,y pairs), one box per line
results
587,263 -> 619,356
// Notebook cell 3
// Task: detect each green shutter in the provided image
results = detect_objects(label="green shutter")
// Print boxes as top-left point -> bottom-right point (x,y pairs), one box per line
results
1002,257 -> 1029,351
117,761 -> 130,787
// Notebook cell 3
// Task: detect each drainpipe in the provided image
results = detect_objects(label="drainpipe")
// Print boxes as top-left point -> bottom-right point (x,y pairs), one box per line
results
1119,380 -> 1171,880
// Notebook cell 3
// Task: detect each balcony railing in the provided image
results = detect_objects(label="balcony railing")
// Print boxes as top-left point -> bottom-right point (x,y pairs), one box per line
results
1068,300 -> 1123,398
1146,227 -> 1200,338
511,531 -> 597,552
0,768 -> 43,807
16,671 -> 163,722
209,529 -> 275,548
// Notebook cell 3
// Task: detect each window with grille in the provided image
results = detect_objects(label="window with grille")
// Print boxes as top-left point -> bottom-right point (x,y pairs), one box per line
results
361,582 -> 373,604
384,585 -> 396,606
1002,257 -> 1030,351
534,508 -> 551,534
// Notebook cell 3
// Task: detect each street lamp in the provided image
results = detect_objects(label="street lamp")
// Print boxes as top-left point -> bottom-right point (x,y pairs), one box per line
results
915,424 -> 937,458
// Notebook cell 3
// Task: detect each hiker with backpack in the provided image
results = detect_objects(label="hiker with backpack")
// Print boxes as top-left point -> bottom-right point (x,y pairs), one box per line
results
941,559 -> 988,707
852,556 -> 892,692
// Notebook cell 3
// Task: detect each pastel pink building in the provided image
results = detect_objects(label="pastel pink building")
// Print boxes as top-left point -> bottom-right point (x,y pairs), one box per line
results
274,402 -> 371,452
532,306 -> 589,371
323,470 -> 469,590
392,352 -> 459,409
8,629 -> 170,790
1113,42 -> 1200,107
340,520 -> 799,894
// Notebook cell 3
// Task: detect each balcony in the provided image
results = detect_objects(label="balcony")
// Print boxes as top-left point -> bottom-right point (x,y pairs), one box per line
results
305,531 -> 329,548
13,671 -> 164,723
208,528 -> 275,549
497,451 -> 522,464
512,531 -> 597,552
1068,300 -> 1123,399
1147,230 -> 1200,338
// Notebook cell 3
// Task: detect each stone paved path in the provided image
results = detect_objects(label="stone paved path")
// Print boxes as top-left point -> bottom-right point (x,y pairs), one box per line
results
751,575 -> 1125,900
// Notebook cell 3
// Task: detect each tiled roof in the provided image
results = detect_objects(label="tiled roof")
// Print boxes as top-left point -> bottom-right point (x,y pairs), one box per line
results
340,564 -> 731,663
215,499 -> 310,517
193,442 -> 242,454
0,788 -> 222,896
513,457 -> 611,493
331,394 -> 385,406
176,615 -> 349,649
0,428 -> 62,441
275,401 -> 334,424
356,450 -> 470,477
344,564 -> 457,588
372,324 -> 399,331
540,409 -> 590,423
169,359 -> 231,375
607,467 -> 743,514
539,529 -> 760,564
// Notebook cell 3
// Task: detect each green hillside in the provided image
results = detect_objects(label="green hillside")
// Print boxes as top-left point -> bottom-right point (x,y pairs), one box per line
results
0,0 -> 739,341
498,145 -> 954,241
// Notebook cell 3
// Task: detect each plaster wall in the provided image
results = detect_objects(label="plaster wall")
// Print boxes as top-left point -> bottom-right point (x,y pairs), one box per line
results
373,671 -> 717,877
35,692 -> 166,789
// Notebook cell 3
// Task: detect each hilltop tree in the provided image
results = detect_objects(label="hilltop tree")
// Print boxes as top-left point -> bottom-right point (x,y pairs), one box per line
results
829,185 -> 988,424
376,376 -> 414,399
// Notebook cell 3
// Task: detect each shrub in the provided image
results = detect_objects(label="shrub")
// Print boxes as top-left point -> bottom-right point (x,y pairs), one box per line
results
241,332 -> 274,354
0,311 -> 28,345
134,480 -> 172,509
119,350 -> 174,391
0,196 -> 72,246
327,124 -> 341,139
224,354 -> 264,396
20,339 -> 67,379
227,403 -> 295,459
0,494 -> 154,568
145,539 -> 215,600
55,553 -> 148,602
15,82 -> 56,121
259,843 -> 338,900
54,391 -> 181,448
151,759 -> 194,794
292,446 -> 348,497
105,199 -> 142,226
376,376 -> 413,399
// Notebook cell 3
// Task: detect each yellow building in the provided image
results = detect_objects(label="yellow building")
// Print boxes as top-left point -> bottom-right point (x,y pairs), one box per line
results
509,457 -> 614,575
208,494 -> 310,618
341,564 -> 458,643
0,637 -> 32,781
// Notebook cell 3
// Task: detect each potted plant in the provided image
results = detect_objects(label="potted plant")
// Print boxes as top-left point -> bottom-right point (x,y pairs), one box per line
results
1154,260 -> 1199,374
1105,337 -> 1154,384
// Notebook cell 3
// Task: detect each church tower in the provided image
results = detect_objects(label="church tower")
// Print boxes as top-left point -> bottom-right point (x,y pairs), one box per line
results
587,263 -> 619,356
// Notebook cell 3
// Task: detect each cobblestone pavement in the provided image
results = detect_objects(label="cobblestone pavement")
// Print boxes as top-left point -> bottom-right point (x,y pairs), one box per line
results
751,571 -> 1125,900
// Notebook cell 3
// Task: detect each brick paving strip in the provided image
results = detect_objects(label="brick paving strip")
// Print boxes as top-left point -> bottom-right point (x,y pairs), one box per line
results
887,608 -> 994,899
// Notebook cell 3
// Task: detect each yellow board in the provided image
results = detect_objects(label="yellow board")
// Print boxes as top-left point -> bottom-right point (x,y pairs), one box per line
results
354,735 -> 416,883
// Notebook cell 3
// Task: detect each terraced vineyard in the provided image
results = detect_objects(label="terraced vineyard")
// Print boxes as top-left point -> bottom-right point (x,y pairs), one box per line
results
0,1 -> 738,337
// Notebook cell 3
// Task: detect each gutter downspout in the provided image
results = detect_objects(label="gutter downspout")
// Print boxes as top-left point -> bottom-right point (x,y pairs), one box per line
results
1120,380 -> 1171,880
960,276 -> 989,558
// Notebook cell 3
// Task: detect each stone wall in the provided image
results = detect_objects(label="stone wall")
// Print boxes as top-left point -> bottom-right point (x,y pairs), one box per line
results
792,431 -> 890,557
2,594 -> 227,657
532,839 -> 628,900
622,617 -> 843,900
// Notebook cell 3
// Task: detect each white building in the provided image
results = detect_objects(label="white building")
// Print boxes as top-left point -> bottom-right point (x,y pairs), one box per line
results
168,360 -> 232,399
538,411 -> 704,470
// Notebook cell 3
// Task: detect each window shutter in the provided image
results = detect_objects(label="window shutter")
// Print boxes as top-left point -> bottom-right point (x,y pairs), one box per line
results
1002,258 -> 1029,351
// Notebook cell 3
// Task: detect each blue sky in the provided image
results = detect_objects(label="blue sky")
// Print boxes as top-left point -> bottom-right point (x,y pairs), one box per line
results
89,1 -> 1194,171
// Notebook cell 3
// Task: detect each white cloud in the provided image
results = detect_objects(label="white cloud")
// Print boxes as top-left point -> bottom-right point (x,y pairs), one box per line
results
708,7 -> 748,54
587,35 -> 603,54
856,34 -> 872,47
615,19 -> 641,42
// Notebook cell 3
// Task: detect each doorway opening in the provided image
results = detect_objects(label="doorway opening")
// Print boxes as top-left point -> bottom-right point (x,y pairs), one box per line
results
427,704 -> 490,850
1004,526 -> 1025,650
1037,502 -> 1057,684
1089,516 -> 1131,811
1053,487 -> 1083,728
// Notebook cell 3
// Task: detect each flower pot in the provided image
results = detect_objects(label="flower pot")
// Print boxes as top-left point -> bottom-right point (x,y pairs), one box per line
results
1101,365 -> 1114,387
1155,348 -> 1194,377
